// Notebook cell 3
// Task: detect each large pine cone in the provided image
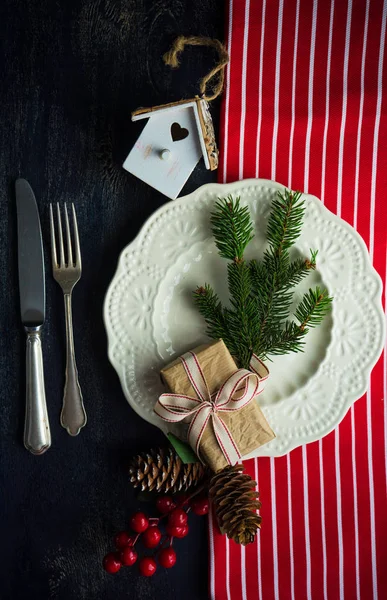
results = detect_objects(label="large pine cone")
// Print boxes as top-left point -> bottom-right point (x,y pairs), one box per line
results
210,464 -> 262,545
129,447 -> 207,494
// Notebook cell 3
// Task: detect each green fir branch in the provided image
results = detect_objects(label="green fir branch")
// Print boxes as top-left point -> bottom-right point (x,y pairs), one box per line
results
211,196 -> 254,260
193,284 -> 227,338
294,287 -> 333,331
255,321 -> 307,360
194,190 -> 333,367
309,249 -> 318,265
250,258 -> 294,333
266,189 -> 305,256
280,250 -> 317,288
193,285 -> 238,359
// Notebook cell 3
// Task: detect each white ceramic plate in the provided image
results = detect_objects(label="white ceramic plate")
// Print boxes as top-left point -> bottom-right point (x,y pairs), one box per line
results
103,179 -> 385,457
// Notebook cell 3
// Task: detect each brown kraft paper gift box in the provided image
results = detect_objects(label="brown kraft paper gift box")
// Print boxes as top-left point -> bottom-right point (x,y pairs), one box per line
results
160,339 -> 275,472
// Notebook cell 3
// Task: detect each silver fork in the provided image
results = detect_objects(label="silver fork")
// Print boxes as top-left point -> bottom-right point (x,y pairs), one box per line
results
49,203 -> 87,436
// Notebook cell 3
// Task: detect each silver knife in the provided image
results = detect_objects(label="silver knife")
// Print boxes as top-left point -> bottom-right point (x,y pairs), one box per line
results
16,179 -> 51,455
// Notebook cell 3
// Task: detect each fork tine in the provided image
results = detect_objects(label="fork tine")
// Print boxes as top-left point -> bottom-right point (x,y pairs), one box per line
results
49,204 -> 58,268
56,203 -> 65,267
72,204 -> 82,269
64,203 -> 73,267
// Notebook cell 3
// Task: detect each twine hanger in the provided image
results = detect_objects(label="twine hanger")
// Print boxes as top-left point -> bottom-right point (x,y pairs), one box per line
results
163,36 -> 230,102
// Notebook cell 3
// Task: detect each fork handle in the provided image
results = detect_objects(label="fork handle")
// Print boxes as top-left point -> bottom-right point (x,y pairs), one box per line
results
24,327 -> 51,455
61,293 -> 87,435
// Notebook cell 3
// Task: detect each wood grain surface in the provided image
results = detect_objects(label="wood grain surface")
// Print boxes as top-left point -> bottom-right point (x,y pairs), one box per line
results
0,1 -> 224,598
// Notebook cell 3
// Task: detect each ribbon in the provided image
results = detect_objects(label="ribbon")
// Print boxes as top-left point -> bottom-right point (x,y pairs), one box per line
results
154,351 -> 269,466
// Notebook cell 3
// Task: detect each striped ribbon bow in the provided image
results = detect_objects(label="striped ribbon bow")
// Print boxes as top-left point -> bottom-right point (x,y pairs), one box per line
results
154,351 -> 269,466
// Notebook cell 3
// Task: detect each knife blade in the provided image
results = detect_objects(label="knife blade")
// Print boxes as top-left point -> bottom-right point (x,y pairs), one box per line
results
16,179 -> 51,455
16,179 -> 45,326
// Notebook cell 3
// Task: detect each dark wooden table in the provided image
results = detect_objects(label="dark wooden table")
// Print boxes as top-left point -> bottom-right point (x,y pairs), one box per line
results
0,2 -> 224,598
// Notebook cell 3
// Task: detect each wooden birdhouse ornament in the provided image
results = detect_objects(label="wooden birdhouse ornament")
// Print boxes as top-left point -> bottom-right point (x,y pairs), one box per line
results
123,36 -> 229,200
124,97 -> 218,199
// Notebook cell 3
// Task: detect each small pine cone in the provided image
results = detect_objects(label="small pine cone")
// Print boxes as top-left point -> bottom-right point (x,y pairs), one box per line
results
129,447 -> 207,495
209,464 -> 262,545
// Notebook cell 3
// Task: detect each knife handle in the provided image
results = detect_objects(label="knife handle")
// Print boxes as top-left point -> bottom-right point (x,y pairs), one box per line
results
24,327 -> 51,455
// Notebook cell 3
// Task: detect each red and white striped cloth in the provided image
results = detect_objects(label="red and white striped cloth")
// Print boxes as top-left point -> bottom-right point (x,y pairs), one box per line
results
209,1 -> 387,598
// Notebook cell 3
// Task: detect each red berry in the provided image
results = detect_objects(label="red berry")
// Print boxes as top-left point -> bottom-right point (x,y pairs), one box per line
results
174,524 -> 189,538
120,547 -> 137,566
156,496 -> 176,514
168,508 -> 188,527
158,547 -> 177,568
142,526 -> 162,548
139,557 -> 157,577
166,522 -> 189,538
114,531 -> 131,549
191,497 -> 209,516
103,552 -> 121,574
130,511 -> 149,533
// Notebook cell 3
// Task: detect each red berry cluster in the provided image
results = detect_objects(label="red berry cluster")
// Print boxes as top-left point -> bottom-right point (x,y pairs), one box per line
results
103,493 -> 209,577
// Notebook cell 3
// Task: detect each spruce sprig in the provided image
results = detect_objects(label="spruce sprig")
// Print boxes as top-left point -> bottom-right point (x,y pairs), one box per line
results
211,196 -> 254,260
193,285 -> 240,359
267,189 -> 305,256
194,191 -> 333,368
295,287 -> 333,331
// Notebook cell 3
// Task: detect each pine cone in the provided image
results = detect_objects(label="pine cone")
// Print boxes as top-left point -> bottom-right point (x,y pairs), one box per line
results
129,447 -> 207,494
210,464 -> 262,545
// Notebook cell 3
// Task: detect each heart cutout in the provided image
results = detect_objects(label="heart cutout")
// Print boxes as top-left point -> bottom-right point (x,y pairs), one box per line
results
171,122 -> 189,142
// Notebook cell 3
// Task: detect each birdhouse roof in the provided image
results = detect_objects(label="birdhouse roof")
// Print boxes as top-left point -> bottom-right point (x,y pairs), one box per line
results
131,98 -> 196,119
131,97 -> 218,171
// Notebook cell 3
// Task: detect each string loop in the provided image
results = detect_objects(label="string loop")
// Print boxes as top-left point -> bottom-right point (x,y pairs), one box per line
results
163,35 -> 229,102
